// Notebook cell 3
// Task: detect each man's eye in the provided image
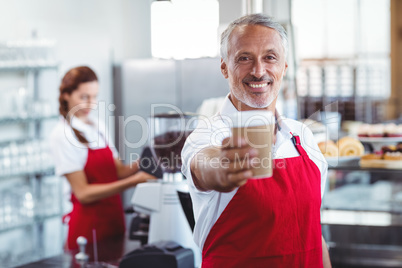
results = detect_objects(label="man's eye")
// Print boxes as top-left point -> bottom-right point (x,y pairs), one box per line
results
238,56 -> 249,61
266,55 -> 276,60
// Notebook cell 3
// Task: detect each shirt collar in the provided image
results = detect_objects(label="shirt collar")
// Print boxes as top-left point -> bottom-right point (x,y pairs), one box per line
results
68,116 -> 96,133
219,94 -> 289,137
219,93 -> 238,116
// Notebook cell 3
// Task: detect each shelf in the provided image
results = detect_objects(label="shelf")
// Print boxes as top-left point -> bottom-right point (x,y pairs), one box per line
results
0,61 -> 58,71
327,243 -> 402,267
0,167 -> 55,180
322,181 -> 402,216
0,213 -> 62,234
322,209 -> 402,226
0,114 -> 58,126
328,165 -> 402,173
0,54 -> 63,267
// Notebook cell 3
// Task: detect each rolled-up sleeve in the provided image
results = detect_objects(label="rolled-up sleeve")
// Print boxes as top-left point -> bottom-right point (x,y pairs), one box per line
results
181,115 -> 230,187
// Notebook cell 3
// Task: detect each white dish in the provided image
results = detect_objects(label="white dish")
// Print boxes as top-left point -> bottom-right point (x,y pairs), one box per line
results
358,137 -> 402,143
325,156 -> 361,167
360,159 -> 402,170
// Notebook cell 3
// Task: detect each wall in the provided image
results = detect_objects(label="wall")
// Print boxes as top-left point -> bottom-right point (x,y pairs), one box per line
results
0,0 -> 155,125
1,0 -> 293,117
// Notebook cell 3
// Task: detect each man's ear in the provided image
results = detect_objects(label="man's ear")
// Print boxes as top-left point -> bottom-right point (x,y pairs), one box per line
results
221,59 -> 228,79
283,61 -> 288,77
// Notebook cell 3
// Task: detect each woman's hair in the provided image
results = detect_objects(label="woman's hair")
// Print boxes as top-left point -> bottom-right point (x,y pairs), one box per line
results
220,13 -> 288,61
59,66 -> 98,144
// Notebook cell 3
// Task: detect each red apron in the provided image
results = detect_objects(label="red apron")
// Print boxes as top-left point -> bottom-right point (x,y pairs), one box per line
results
66,146 -> 126,250
202,134 -> 323,267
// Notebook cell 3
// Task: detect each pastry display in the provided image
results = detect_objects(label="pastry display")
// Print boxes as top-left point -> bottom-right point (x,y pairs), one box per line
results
318,140 -> 338,157
398,143 -> 402,151
342,121 -> 363,137
381,145 -> 398,154
317,136 -> 364,158
387,125 -> 402,137
367,124 -> 384,137
357,124 -> 371,137
336,137 -> 365,157
360,153 -> 382,160
359,143 -> 402,169
357,123 -> 402,138
383,152 -> 402,161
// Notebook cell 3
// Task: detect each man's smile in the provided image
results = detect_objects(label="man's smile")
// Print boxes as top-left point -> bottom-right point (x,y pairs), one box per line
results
248,82 -> 268,88
245,81 -> 272,92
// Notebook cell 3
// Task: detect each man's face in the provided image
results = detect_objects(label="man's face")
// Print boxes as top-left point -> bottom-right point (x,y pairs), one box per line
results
221,25 -> 288,111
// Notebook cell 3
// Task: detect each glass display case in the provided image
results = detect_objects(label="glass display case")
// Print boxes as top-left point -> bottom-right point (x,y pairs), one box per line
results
322,144 -> 402,267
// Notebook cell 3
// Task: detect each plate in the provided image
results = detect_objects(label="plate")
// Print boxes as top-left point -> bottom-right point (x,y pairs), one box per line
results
358,136 -> 402,152
325,156 -> 361,167
360,159 -> 402,170
358,137 -> 402,143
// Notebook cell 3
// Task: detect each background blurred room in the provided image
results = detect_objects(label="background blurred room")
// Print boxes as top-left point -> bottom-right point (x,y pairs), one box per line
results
0,0 -> 401,267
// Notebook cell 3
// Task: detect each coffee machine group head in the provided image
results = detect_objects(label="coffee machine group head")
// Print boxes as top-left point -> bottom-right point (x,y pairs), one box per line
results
149,112 -> 198,182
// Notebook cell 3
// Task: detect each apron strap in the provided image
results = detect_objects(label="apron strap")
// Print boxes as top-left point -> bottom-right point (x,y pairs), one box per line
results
290,132 -> 308,156
62,212 -> 72,225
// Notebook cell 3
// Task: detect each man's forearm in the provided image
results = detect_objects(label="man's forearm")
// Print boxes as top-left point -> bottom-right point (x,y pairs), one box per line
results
190,147 -> 222,191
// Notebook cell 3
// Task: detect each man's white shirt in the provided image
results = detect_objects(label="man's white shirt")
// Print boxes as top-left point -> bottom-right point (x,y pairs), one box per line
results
181,95 -> 328,251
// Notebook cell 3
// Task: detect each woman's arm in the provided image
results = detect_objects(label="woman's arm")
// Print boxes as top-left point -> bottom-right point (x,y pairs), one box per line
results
322,236 -> 332,268
114,158 -> 140,179
65,170 -> 156,204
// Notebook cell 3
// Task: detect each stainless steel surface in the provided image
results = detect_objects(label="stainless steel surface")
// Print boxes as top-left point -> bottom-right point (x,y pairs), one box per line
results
179,58 -> 229,113
328,242 -> 402,267
116,58 -> 228,161
117,58 -> 177,167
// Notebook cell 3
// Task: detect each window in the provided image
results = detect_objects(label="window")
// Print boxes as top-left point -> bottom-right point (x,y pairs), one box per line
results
151,0 -> 219,59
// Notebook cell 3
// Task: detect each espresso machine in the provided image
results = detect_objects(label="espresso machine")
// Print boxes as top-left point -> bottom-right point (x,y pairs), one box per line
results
131,112 -> 201,267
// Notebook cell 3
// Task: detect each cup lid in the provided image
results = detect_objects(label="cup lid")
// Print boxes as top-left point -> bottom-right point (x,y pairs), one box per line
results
224,110 -> 274,128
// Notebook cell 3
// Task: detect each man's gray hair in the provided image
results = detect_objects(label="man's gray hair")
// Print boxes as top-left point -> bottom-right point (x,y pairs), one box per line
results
220,13 -> 288,61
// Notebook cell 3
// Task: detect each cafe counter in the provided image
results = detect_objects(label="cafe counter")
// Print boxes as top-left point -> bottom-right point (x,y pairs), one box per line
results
16,236 -> 142,268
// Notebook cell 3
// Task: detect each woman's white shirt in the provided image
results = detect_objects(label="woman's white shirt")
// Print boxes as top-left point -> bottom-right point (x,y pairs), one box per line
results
50,116 -> 118,177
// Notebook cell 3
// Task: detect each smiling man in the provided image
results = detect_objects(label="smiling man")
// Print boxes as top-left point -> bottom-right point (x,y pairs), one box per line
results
221,21 -> 287,111
182,14 -> 331,267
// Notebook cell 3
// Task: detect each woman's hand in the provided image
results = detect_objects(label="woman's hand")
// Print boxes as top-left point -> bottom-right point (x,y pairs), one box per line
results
66,170 -> 156,205
128,171 -> 157,184
114,158 -> 141,179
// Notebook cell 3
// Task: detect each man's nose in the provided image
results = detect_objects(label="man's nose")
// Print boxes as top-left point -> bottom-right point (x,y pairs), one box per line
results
250,59 -> 265,78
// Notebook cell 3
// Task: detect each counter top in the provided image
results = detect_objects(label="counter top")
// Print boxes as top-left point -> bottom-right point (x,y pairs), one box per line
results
16,236 -> 142,268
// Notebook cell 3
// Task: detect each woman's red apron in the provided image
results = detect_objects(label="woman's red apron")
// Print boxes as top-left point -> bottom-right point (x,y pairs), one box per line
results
66,146 -> 125,250
202,134 -> 323,267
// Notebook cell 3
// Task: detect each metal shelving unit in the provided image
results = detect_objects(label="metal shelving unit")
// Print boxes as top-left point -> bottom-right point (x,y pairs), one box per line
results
0,114 -> 58,126
0,167 -> 55,181
0,62 -> 58,71
0,42 -> 64,267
